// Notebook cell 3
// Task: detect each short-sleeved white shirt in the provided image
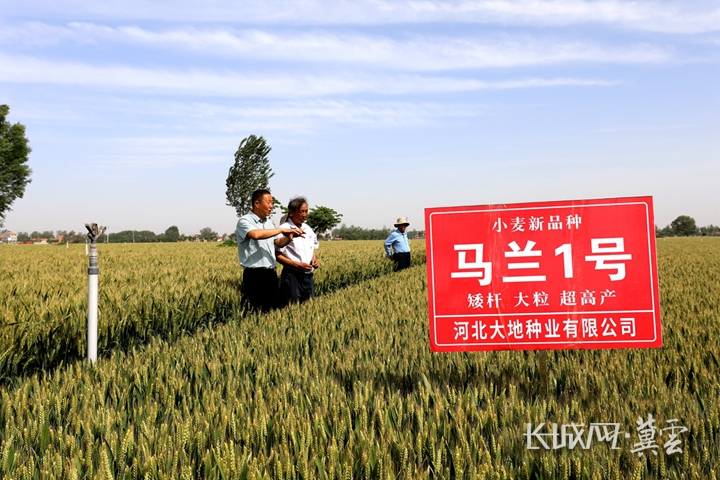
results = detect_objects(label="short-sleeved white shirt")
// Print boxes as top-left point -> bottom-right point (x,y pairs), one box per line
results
276,218 -> 318,267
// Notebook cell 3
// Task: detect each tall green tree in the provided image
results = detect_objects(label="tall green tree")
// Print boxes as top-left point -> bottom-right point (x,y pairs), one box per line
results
306,206 -> 343,236
271,196 -> 287,218
165,225 -> 180,242
225,135 -> 274,217
0,105 -> 32,227
670,215 -> 698,236
199,227 -> 218,241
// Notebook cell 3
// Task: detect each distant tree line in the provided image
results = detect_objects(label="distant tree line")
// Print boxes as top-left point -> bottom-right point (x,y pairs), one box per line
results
14,226 -> 222,243
331,224 -> 425,240
656,215 -> 720,237
16,230 -> 87,243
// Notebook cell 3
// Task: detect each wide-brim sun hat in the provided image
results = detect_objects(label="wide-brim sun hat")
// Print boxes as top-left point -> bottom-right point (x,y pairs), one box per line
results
394,217 -> 410,227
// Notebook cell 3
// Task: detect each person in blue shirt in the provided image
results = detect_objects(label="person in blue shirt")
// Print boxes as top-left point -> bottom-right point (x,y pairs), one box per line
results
236,189 -> 303,312
384,217 -> 411,270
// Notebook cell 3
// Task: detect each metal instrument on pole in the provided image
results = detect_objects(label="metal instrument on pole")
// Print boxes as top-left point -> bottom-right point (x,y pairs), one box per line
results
85,222 -> 106,364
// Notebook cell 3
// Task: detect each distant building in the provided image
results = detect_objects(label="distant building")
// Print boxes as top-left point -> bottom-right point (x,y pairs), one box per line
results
0,231 -> 18,244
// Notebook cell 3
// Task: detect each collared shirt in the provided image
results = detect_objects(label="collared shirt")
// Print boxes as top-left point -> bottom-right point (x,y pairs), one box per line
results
276,218 -> 318,268
384,229 -> 410,256
236,211 -> 279,268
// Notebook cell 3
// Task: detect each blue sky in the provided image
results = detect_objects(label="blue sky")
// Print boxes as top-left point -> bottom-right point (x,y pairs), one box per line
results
1,0 -> 718,236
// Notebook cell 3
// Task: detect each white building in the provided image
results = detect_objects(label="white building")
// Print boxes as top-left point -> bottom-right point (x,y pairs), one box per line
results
0,231 -> 17,243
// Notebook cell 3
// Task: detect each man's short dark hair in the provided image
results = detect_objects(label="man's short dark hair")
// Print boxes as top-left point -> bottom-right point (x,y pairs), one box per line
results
251,189 -> 272,206
287,196 -> 308,212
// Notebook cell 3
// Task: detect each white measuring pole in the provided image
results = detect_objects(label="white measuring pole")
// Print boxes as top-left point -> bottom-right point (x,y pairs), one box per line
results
87,244 -> 98,363
85,223 -> 105,364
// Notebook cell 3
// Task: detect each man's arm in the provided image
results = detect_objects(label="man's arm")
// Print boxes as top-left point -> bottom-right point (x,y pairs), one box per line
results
310,252 -> 319,269
273,230 -> 302,248
311,228 -> 319,267
237,214 -> 303,242
247,227 -> 301,241
277,252 -> 313,272
384,231 -> 397,257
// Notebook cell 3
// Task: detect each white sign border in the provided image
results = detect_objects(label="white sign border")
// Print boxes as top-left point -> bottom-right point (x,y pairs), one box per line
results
427,200 -> 658,348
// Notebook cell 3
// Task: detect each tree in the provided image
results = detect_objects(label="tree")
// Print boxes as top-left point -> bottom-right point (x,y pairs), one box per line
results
65,230 -> 86,243
0,105 -> 32,227
165,225 -> 180,242
700,224 -> 720,236
670,215 -> 698,237
271,195 -> 287,218
108,230 -> 158,243
332,224 -> 391,240
656,225 -> 673,237
199,227 -> 218,242
136,230 -> 157,242
30,230 -> 53,240
331,224 -> 426,240
306,206 -> 342,236
225,135 -> 274,217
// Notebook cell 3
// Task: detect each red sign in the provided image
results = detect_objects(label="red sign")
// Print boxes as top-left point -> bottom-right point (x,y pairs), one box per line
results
425,196 -> 661,351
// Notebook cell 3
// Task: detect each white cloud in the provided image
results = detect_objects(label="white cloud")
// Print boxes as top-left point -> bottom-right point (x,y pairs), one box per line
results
0,21 -> 92,46
1,0 -> 718,33
0,53 -> 617,97
1,23 -> 674,69
158,99 -> 481,130
14,93 -> 490,141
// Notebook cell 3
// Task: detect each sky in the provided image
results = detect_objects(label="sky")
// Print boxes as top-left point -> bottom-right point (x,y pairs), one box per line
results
1,0 -> 719,236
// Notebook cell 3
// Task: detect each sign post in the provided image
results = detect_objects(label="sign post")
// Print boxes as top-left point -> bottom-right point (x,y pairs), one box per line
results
425,196 -> 661,352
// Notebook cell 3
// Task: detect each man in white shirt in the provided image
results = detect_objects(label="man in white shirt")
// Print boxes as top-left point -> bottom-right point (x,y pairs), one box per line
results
276,196 -> 319,305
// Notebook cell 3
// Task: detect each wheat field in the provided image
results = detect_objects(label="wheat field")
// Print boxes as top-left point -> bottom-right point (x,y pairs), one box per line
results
0,238 -> 718,479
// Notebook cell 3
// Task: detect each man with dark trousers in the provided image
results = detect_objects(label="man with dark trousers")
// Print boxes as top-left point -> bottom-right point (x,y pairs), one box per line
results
384,217 -> 411,270
276,196 -> 320,306
236,189 -> 303,312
